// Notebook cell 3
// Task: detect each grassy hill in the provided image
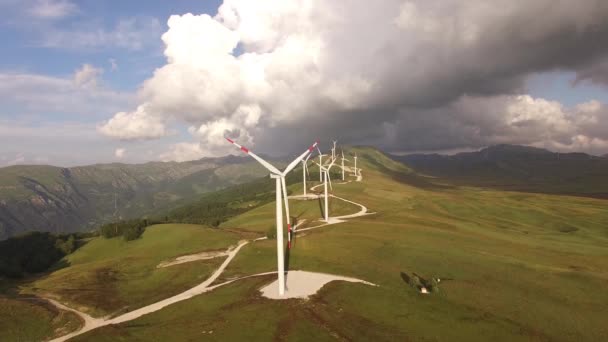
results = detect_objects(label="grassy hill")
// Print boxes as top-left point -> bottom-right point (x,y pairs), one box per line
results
2,145 -> 608,341
64,146 -> 608,341
395,144 -> 608,197
21,224 -> 243,318
0,155 -> 277,240
0,296 -> 82,341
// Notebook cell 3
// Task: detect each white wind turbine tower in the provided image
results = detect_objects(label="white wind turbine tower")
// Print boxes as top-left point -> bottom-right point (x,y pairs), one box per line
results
352,152 -> 358,176
340,149 -> 350,181
315,149 -> 336,222
331,140 -> 337,159
317,148 -> 328,182
226,137 -> 318,296
301,153 -> 312,197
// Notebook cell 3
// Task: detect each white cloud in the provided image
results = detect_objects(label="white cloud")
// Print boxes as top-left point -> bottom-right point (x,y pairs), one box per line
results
0,119 -> 184,166
74,64 -> 103,89
0,66 -> 132,118
40,16 -> 162,50
4,154 -> 25,166
159,142 -> 204,162
27,0 -> 77,19
109,58 -> 118,71
33,156 -> 49,163
386,94 -> 608,154
100,0 -> 608,156
98,105 -> 167,140
114,148 -> 126,158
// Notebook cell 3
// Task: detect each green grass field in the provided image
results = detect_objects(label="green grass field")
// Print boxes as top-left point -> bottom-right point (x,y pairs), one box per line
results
71,149 -> 608,341
0,296 -> 82,341
221,185 -> 361,234
21,224 -> 242,318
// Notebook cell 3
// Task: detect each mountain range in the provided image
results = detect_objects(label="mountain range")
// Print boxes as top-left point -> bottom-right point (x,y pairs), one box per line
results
2,144 -> 607,240
0,156 -> 275,240
395,144 -> 608,197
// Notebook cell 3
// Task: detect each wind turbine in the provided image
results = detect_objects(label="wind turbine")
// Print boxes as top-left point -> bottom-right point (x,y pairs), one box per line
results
340,150 -> 350,181
331,140 -> 337,159
352,152 -> 358,176
302,153 -> 312,197
317,148 -> 328,182
225,137 -> 318,296
315,149 -> 336,222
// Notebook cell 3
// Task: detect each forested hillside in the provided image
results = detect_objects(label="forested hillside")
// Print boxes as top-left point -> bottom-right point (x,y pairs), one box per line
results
0,155 -> 276,239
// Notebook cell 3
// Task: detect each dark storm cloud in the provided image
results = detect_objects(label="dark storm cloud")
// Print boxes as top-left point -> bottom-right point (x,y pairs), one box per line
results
99,0 -> 608,159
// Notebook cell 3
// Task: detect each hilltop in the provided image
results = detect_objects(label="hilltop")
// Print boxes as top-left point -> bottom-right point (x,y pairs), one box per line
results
395,144 -> 608,197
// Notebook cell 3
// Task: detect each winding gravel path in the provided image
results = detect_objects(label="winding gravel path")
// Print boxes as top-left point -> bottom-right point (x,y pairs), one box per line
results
48,180 -> 371,341
50,241 -> 249,342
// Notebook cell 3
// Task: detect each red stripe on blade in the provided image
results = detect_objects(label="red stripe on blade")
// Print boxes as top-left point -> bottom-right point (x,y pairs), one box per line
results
225,137 -> 234,143
240,146 -> 249,153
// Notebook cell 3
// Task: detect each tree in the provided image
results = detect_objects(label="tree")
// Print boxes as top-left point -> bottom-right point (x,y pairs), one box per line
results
266,225 -> 277,239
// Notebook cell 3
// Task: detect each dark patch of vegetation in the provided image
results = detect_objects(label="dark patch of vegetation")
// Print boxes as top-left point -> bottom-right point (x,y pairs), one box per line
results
99,219 -> 162,241
94,169 -> 307,241
162,171 -> 302,227
0,232 -> 81,278
266,225 -> 277,239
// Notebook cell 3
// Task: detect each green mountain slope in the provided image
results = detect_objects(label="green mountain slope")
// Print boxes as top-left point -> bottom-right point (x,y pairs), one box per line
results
0,156 -> 274,239
56,145 -> 607,341
395,144 -> 608,197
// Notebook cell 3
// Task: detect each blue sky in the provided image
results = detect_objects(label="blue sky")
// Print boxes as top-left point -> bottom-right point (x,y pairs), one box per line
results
0,0 -> 221,89
0,0 -> 222,166
526,72 -> 608,107
1,0 -> 607,167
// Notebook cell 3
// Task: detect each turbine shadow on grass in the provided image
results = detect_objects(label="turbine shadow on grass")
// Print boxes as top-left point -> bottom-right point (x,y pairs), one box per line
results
317,195 -> 325,219
400,271 -> 449,293
284,243 -> 291,288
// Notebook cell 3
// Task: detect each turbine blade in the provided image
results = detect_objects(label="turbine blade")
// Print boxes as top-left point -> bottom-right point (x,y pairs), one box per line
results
327,171 -> 333,190
225,137 -> 281,175
327,158 -> 336,170
313,161 -> 327,171
281,176 -> 290,223
283,141 -> 318,175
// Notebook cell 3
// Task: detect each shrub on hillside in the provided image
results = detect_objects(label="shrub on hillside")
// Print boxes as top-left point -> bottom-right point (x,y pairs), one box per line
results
98,219 -> 158,241
266,225 -> 276,239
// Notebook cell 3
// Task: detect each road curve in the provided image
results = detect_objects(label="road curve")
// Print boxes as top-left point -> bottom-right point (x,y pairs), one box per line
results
50,241 -> 249,342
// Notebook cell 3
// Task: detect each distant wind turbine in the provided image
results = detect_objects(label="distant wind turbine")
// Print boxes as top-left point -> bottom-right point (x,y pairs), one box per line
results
341,149 -> 350,181
315,150 -> 336,222
331,140 -> 337,160
317,148 -> 328,182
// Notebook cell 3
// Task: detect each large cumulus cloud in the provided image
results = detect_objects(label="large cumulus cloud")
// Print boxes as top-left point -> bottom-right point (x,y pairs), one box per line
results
99,0 -> 608,159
